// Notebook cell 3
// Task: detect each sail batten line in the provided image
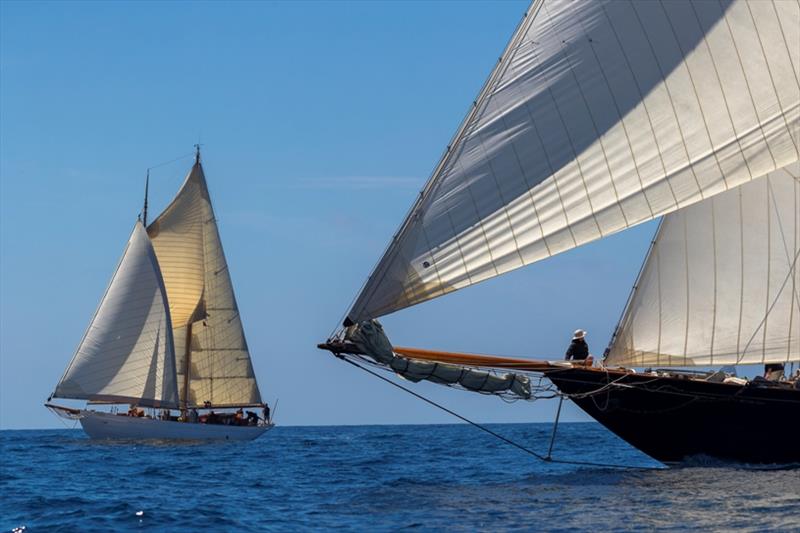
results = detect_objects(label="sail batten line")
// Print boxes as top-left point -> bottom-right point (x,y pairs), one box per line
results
345,0 -> 800,324
54,222 -> 179,408
609,166 -> 800,367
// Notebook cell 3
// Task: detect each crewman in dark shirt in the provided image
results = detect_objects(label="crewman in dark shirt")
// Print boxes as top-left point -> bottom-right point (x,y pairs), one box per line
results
565,329 -> 589,361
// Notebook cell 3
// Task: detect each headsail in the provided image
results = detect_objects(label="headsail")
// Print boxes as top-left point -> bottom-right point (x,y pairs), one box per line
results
347,0 -> 800,324
148,160 -> 262,407
607,163 -> 800,367
54,222 -> 179,408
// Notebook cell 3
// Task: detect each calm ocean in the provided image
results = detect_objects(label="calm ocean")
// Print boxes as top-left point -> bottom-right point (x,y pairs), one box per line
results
1,423 -> 798,532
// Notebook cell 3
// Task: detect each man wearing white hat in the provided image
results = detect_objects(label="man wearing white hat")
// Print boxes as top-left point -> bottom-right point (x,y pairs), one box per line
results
565,329 -> 589,361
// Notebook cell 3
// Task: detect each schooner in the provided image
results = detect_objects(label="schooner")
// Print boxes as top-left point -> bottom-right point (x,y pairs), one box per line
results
47,148 -> 272,440
320,0 -> 800,463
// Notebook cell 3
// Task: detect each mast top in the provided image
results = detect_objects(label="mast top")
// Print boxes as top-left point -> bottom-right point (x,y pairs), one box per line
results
194,144 -> 202,165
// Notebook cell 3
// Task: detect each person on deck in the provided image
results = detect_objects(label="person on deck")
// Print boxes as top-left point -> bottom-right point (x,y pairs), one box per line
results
565,329 -> 590,362
263,403 -> 271,424
188,408 -> 199,423
764,363 -> 785,381
235,408 -> 244,425
245,411 -> 258,426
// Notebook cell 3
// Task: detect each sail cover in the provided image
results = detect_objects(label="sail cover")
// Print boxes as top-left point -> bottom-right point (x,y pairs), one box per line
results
608,164 -> 800,367
54,222 -> 179,408
347,0 -> 800,324
148,162 -> 262,407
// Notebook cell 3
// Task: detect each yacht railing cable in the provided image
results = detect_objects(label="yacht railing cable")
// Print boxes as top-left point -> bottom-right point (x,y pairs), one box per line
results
340,355 -> 665,471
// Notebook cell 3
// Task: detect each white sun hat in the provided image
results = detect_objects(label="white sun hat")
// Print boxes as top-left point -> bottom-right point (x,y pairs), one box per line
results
572,329 -> 587,340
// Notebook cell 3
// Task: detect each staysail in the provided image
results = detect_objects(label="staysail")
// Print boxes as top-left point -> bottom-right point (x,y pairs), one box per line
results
346,0 -> 800,324
54,222 -> 179,408
148,160 -> 262,407
607,164 -> 800,367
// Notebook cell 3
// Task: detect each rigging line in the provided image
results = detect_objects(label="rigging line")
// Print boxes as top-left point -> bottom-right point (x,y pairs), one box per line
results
147,151 -> 196,172
340,355 -> 663,471
736,247 -> 800,365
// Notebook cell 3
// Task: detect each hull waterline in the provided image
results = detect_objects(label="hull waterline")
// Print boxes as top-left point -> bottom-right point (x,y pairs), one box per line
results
545,367 -> 800,464
77,410 -> 272,441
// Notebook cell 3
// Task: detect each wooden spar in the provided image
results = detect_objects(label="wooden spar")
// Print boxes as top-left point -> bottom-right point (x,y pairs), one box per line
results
317,341 -> 586,372
44,403 -> 81,415
393,346 -> 559,371
182,323 -> 192,411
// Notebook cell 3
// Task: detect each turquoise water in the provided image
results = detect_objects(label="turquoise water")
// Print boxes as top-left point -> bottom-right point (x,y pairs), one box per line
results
1,423 -> 798,531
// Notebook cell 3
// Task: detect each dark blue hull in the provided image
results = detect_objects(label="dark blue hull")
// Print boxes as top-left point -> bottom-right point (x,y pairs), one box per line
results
546,368 -> 800,464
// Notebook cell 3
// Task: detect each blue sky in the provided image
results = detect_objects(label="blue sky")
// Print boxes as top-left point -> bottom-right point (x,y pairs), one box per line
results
0,0 -> 659,430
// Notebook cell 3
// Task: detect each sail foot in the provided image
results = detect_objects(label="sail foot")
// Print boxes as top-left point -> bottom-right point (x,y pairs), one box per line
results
343,320 -> 532,399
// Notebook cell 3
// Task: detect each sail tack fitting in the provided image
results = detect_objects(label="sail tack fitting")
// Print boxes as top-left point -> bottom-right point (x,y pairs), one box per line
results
345,320 -> 532,399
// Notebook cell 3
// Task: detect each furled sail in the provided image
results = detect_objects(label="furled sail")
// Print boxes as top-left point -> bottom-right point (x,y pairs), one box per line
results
345,320 -> 532,399
607,164 -> 800,367
54,222 -> 179,408
347,0 -> 800,324
148,161 -> 262,407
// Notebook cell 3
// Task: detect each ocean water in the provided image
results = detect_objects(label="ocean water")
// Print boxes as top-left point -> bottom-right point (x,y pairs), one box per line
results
1,423 -> 798,532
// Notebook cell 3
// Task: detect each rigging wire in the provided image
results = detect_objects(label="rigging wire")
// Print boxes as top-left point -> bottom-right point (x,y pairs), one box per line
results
147,151 -> 196,172
340,355 -> 664,471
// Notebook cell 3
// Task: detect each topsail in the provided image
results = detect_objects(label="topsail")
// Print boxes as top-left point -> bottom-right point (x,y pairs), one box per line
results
347,0 -> 800,324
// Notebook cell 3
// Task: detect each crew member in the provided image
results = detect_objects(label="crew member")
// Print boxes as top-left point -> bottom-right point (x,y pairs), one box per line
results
764,363 -> 785,381
263,403 -> 271,423
565,329 -> 589,361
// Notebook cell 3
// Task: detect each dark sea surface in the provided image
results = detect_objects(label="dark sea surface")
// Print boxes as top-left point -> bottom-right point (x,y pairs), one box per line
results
1,423 -> 798,532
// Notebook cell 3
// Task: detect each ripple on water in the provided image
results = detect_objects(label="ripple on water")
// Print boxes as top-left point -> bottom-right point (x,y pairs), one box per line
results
2,425 -> 799,532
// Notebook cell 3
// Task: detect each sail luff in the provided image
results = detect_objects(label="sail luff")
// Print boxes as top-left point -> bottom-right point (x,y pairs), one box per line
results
345,0 -> 800,325
344,1 -> 541,326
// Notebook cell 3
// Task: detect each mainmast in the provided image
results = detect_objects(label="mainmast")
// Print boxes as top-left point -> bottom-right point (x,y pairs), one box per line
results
182,323 -> 192,410
142,170 -> 150,226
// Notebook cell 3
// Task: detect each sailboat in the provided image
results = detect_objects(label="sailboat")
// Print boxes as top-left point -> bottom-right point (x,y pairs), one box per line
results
320,0 -> 800,464
47,148 -> 273,441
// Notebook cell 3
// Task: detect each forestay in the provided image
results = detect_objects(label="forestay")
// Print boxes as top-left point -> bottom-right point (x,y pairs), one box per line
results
54,222 -> 179,408
607,164 -> 800,367
148,162 -> 262,407
347,0 -> 800,324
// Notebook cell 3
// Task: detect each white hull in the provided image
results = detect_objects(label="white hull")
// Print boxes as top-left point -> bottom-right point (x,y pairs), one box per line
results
78,410 -> 272,441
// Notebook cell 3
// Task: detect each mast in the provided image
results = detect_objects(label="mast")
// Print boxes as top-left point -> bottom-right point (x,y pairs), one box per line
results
182,323 -> 192,410
142,170 -> 150,226
194,143 -> 201,165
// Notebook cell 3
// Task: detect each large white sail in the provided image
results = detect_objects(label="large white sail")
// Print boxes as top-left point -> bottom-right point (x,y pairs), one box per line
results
347,0 -> 800,324
54,222 -> 179,408
607,164 -> 800,367
148,161 -> 262,407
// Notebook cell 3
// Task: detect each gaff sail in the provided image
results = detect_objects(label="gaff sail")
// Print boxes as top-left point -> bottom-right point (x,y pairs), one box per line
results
54,222 -> 179,409
148,161 -> 262,408
607,164 -> 800,368
346,0 -> 800,325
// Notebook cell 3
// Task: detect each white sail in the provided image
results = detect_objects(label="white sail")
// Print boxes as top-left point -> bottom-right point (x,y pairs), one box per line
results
607,164 -> 800,367
148,161 -> 262,407
54,222 -> 179,408
347,0 -> 800,324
